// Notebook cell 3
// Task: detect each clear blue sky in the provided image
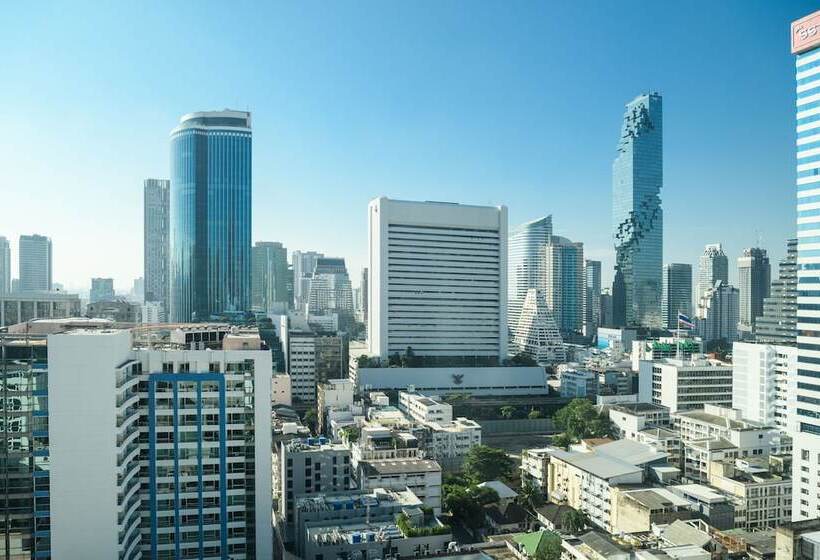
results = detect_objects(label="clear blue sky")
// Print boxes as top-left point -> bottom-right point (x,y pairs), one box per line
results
0,1 -> 813,292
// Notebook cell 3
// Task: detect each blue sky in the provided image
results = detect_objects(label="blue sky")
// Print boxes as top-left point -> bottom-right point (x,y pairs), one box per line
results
0,1 -> 813,292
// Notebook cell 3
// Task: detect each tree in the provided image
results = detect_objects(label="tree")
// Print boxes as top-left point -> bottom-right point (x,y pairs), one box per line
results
518,478 -> 544,510
500,405 -> 517,420
443,485 -> 485,530
528,408 -> 542,420
389,352 -> 401,367
551,433 -> 573,450
534,535 -> 563,560
553,398 -> 613,441
509,352 -> 537,367
356,355 -> 373,368
463,445 -> 515,483
401,346 -> 419,368
563,509 -> 590,535
302,409 -> 318,434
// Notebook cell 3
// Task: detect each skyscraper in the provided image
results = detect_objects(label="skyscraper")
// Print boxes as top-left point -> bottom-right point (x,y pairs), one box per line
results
0,236 -> 10,294
18,234 -> 52,292
512,288 -> 565,364
89,277 -> 115,303
292,250 -> 324,310
696,281 -> 739,343
662,263 -> 693,329
508,216 -> 553,339
697,243 -> 729,307
306,257 -> 355,327
737,247 -> 771,337
755,239 -> 797,345
360,267 -> 369,324
543,235 -> 584,335
143,178 -> 170,311
612,93 -> 663,328
368,197 -> 507,365
169,111 -> 252,322
792,10 -> 820,521
252,241 -> 289,314
583,259 -> 601,336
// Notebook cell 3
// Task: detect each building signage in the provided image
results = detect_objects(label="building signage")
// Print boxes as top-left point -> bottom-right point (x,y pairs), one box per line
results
793,10 -> 820,55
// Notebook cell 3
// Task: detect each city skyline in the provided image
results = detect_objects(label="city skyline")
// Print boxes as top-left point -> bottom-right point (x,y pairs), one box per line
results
0,2 -> 813,293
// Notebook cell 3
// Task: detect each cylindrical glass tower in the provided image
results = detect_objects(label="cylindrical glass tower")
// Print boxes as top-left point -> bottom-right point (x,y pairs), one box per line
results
169,110 -> 252,322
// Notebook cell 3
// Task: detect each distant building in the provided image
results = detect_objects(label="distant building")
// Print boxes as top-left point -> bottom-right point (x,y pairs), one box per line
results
89,277 -> 114,303
292,250 -> 324,311
368,197 -> 507,365
612,93 -> 663,328
252,241 -> 289,313
697,281 -> 740,343
0,291 -> 81,327
737,248 -> 770,338
360,267 -> 369,324
543,235 -> 584,335
141,301 -> 165,324
509,216 -> 552,342
307,257 -> 354,326
558,366 -> 598,398
0,236 -> 10,294
19,234 -> 52,292
639,357 -> 733,413
662,263 -> 693,330
143,178 -> 170,311
697,244 -> 729,306
86,298 -> 141,323
584,259 -> 602,336
511,288 -> 565,364
755,239 -> 797,345
732,342 -> 796,431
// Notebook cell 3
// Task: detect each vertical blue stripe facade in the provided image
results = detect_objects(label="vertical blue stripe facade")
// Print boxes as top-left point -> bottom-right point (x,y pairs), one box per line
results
219,379 -> 228,558
148,380 -> 157,559
197,381 -> 204,558
173,382 -> 180,559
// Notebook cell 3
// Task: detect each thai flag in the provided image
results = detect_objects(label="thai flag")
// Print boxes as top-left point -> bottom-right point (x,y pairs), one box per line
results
677,313 -> 695,329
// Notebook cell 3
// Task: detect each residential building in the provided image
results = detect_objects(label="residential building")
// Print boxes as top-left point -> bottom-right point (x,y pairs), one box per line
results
511,288 -> 565,364
509,216 -> 552,342
584,259 -> 602,336
281,315 -> 320,406
399,392 -> 453,424
608,402 -> 671,440
142,300 -> 165,324
169,110 -> 252,322
732,342 -> 797,431
708,456 -> 792,530
775,518 -> 820,560
89,277 -> 115,303
520,448 -> 554,494
292,251 -> 324,311
738,248 -> 771,338
0,235 -> 10,294
543,235 -> 584,335
792,10 -> 820,521
668,484 -> 735,530
358,457 -> 442,513
251,241 -> 289,314
755,238 -> 797,345
559,366 -> 598,398
697,244 -> 729,306
143,178 -> 170,310
19,234 -> 52,292
696,281 -> 740,343
673,405 -> 791,483
612,92 -> 663,329
46,327 -> 273,559
663,263 -> 693,330
368,197 -> 507,365
278,438 -> 352,543
639,358 -> 733,413
0,291 -> 82,327
316,379 -> 355,434
610,487 -> 691,534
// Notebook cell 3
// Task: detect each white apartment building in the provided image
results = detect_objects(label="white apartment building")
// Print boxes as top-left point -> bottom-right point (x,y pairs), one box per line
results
358,459 -> 442,513
398,391 -> 453,424
639,357 -> 733,413
367,197 -> 508,364
281,314 -> 319,404
732,342 -> 797,431
708,457 -> 792,530
48,328 -> 273,560
608,402 -> 671,440
397,392 -> 481,463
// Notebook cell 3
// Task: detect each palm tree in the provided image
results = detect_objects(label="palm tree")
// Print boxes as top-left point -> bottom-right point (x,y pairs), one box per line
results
500,405 -> 516,419
563,509 -> 590,535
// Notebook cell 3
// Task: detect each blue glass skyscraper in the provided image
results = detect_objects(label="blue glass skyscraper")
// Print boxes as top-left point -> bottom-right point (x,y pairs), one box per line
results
612,93 -> 663,328
169,110 -> 252,322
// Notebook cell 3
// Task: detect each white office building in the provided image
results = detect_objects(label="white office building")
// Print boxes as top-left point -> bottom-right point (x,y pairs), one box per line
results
47,328 -> 273,560
732,342 -> 797,432
697,243 -> 728,306
508,216 -> 552,340
638,357 -> 733,413
793,9 -> 820,522
19,234 -> 52,292
368,197 -> 507,364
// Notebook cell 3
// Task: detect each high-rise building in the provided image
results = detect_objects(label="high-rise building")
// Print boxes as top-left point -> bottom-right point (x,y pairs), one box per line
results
583,259 -> 602,336
792,10 -> 820,522
252,241 -> 289,314
543,235 -> 584,335
732,342 -> 796,432
292,251 -> 324,311
143,178 -> 170,311
0,236 -> 10,294
511,288 -> 565,364
508,216 -> 553,339
612,93 -> 663,328
169,111 -> 252,322
368,197 -> 507,365
46,327 -> 273,559
306,258 -> 354,325
697,244 -> 729,308
89,277 -> 115,303
696,281 -> 740,343
19,234 -> 52,292
360,267 -> 369,324
737,248 -> 771,337
756,239 -> 797,345
662,263 -> 693,329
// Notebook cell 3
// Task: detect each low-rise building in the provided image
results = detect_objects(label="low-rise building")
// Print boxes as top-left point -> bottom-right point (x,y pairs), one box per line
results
609,402 -> 671,440
358,459 -> 442,513
521,448 -> 555,494
0,291 -> 82,327
668,484 -> 735,531
317,378 -> 355,434
559,366 -> 599,398
639,357 -> 733,413
399,391 -> 453,424
610,487 -> 692,535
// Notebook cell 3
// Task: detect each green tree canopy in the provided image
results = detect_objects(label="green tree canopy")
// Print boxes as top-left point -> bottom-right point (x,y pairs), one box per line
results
553,398 -> 612,441
563,509 -> 590,535
500,405 -> 517,419
463,445 -> 515,483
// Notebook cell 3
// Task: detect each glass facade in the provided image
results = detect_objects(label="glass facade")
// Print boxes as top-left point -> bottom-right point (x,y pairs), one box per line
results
508,216 -> 552,340
170,111 -> 252,323
612,93 -> 663,328
662,263 -> 692,329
